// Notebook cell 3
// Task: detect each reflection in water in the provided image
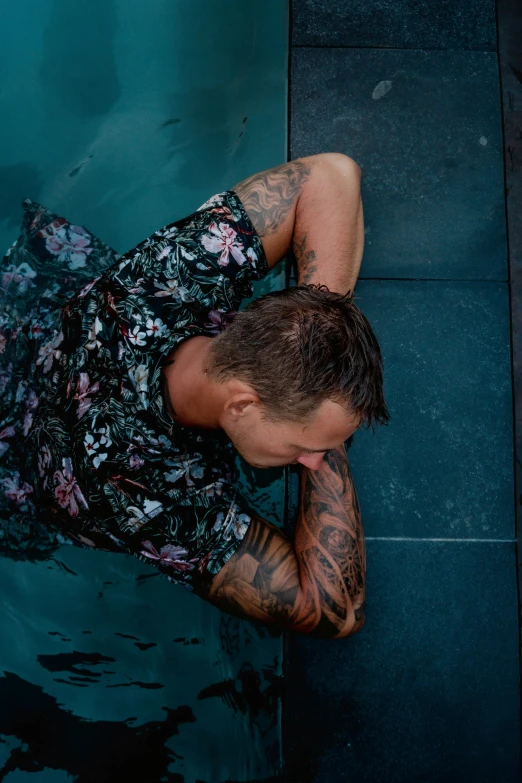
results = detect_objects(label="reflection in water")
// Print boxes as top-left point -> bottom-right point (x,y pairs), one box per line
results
0,542 -> 283,781
0,671 -> 196,781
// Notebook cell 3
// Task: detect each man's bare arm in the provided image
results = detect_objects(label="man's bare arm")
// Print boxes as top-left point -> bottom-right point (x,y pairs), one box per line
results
196,445 -> 365,639
232,152 -> 364,295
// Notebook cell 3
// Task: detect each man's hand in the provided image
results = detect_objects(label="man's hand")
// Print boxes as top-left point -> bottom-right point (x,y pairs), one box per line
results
232,152 -> 364,295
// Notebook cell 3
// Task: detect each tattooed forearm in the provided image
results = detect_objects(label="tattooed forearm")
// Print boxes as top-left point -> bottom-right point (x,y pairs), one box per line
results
294,447 -> 366,638
293,232 -> 318,285
199,445 -> 365,639
232,160 -> 312,238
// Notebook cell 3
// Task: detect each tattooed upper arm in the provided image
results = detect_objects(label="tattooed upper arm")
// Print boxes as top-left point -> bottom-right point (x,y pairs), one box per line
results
231,159 -> 314,270
196,514 -> 304,632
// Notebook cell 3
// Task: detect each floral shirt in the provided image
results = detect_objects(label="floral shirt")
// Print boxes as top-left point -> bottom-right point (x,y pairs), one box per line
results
0,190 -> 268,589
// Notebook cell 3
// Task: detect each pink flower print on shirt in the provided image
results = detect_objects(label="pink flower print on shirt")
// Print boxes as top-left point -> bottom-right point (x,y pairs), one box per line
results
126,434 -> 171,468
29,207 -> 46,233
140,540 -> 199,572
210,205 -> 234,220
204,309 -> 237,334
78,276 -> 101,299
195,549 -> 216,574
201,221 -> 247,267
3,472 -> 33,505
0,426 -> 15,457
45,224 -> 93,270
54,457 -> 88,516
2,262 -> 37,294
36,331 -> 63,373
23,390 -> 39,436
129,453 -> 145,470
74,372 -> 100,420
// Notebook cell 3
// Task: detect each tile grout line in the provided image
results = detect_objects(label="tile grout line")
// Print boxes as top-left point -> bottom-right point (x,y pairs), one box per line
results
366,537 -> 515,542
291,44 -> 498,53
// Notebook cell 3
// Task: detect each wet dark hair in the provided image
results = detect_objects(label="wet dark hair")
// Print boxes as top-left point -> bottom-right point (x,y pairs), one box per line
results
206,284 -> 390,429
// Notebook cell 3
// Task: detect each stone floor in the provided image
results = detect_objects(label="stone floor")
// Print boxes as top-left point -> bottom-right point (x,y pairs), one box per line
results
284,1 -> 521,780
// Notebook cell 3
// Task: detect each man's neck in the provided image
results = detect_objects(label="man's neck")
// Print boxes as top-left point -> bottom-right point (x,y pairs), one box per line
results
162,336 -> 223,429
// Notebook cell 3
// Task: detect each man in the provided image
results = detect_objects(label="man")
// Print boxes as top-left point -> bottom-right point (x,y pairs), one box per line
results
162,152 -> 389,640
0,153 -> 389,640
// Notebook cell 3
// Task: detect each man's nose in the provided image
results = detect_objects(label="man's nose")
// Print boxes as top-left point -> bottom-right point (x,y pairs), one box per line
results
295,453 -> 326,470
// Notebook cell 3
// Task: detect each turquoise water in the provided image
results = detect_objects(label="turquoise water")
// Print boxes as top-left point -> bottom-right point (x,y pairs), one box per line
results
0,2 -> 288,780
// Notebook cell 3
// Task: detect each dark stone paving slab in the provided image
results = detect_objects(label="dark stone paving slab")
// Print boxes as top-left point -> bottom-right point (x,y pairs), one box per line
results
284,540 -> 520,783
291,48 -> 507,280
348,280 -> 514,540
291,0 -> 497,50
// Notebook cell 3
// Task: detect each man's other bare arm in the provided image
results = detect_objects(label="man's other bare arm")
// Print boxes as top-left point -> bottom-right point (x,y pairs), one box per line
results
232,152 -> 364,295
196,445 -> 365,639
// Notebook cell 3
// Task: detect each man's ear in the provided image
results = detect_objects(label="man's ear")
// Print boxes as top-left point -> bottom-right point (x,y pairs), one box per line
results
224,392 -> 259,420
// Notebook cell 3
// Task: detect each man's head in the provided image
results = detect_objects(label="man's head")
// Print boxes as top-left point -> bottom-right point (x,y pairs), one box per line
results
205,284 -> 390,469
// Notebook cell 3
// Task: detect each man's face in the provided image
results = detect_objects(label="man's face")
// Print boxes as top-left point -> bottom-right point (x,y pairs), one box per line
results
221,397 -> 360,470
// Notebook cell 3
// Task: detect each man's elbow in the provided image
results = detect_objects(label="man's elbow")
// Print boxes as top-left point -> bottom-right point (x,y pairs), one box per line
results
334,609 -> 365,639
322,152 -> 362,182
292,605 -> 366,640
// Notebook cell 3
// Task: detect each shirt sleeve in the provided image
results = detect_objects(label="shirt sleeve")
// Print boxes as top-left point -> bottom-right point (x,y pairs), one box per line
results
104,189 -> 269,338
122,478 -> 255,589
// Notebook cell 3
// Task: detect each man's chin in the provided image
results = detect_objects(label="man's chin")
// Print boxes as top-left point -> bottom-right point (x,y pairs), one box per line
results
235,447 -> 293,470
244,458 -> 293,470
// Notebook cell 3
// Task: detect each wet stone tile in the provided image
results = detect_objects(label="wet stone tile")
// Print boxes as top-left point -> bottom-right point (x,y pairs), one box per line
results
348,280 -> 514,540
291,0 -> 497,50
291,48 -> 507,280
284,540 -> 520,783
